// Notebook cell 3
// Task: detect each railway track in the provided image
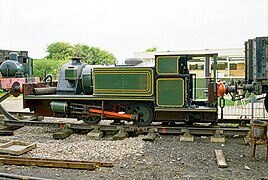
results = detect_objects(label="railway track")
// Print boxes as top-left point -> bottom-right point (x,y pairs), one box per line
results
0,108 -> 252,142
2,118 -> 250,138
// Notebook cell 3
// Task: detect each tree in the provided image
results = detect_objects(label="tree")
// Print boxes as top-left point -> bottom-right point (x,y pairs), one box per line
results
74,44 -> 116,65
37,42 -> 116,80
46,42 -> 75,61
145,46 -> 158,52
73,43 -> 90,59
33,59 -> 66,80
45,42 -> 116,65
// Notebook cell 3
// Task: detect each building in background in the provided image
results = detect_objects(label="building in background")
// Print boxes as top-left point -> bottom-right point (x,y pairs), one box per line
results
134,48 -> 245,79
134,48 -> 245,99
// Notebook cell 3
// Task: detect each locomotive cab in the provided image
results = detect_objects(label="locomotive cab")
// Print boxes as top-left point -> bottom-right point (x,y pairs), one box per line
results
153,54 -> 218,123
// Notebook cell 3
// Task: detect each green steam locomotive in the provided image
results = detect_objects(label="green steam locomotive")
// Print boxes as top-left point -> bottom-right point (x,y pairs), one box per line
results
10,52 -> 221,126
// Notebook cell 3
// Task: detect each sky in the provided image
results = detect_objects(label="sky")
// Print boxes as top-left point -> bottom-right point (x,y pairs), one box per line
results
0,0 -> 267,63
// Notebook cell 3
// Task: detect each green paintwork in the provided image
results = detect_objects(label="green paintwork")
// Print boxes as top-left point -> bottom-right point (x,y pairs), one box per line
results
50,101 -> 68,113
156,56 -> 179,74
93,68 -> 153,96
82,74 -> 92,94
81,67 -> 92,94
65,68 -> 78,80
156,78 -> 184,107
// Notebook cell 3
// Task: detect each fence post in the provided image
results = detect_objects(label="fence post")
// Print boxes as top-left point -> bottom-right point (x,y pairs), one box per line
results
251,92 -> 254,120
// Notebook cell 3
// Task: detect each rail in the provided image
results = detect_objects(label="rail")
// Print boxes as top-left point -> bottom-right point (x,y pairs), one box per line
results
3,119 -> 250,136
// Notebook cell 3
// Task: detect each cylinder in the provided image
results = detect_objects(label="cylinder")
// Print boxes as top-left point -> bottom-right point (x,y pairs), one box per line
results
50,101 -> 68,113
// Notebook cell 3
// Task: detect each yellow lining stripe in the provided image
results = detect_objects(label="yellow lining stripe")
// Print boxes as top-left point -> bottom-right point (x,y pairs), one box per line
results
24,95 -> 155,101
155,108 -> 217,112
51,101 -> 67,113
94,72 -> 150,92
156,78 -> 184,107
156,56 -> 180,75
92,68 -> 154,96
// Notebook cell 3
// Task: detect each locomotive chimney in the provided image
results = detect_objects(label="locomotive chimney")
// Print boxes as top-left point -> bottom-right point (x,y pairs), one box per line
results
9,52 -> 19,61
71,56 -> 81,65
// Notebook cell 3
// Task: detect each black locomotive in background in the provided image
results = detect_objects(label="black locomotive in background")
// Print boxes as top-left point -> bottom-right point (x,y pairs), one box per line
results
0,49 -> 39,89
0,50 -> 28,64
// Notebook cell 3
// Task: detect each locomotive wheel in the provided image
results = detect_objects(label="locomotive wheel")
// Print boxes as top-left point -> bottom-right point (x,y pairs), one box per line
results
79,102 -> 102,124
79,116 -> 101,125
131,103 -> 153,126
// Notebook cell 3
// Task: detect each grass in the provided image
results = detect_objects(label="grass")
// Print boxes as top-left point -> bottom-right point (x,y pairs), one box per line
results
223,99 -> 249,106
0,90 -> 22,100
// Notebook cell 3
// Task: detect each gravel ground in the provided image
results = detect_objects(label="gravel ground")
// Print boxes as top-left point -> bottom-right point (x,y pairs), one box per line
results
0,98 -> 268,180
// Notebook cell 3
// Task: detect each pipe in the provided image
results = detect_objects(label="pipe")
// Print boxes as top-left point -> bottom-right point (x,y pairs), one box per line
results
88,108 -> 134,120
34,87 -> 56,95
28,57 -> 33,77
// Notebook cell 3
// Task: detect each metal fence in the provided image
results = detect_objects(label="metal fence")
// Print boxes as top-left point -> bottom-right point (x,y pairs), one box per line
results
221,94 -> 268,120
194,88 -> 268,120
